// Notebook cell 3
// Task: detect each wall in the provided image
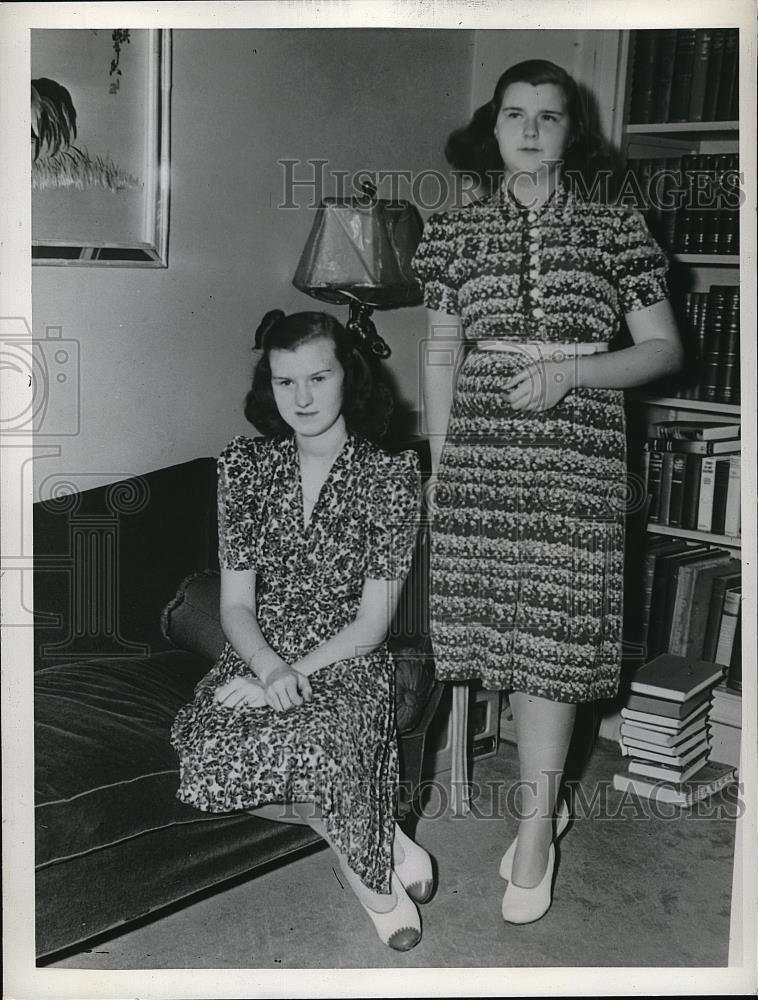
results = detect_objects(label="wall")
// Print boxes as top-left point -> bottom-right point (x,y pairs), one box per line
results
32,28 -> 474,493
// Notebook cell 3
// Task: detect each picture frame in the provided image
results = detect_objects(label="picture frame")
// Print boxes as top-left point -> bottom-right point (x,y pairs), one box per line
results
31,28 -> 171,267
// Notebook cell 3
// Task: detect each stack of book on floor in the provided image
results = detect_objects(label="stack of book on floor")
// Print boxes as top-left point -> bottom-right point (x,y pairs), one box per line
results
613,654 -> 736,805
641,537 -> 741,660
645,420 -> 740,535
629,28 -> 738,125
708,681 -> 742,769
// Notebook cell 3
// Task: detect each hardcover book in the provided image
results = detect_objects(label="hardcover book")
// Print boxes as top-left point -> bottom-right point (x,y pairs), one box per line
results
667,549 -> 732,655
623,728 -> 708,762
612,761 -> 737,806
620,700 -> 710,732
624,686 -> 711,720
651,421 -> 739,441
628,750 -> 709,783
630,654 -> 722,703
620,715 -> 707,748
685,558 -> 741,659
702,570 -> 741,662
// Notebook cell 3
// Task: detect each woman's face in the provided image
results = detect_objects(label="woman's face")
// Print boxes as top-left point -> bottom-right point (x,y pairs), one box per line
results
494,81 -> 572,178
269,335 -> 346,438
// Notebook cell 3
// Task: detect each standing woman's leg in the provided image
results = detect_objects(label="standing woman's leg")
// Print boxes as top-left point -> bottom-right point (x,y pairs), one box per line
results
507,692 -> 576,888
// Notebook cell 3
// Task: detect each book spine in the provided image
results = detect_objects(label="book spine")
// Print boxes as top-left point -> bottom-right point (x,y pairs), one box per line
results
641,548 -> 660,640
681,454 -> 702,530
657,453 -> 675,526
726,605 -> 742,692
653,29 -> 678,123
693,291 -> 709,400
667,454 -> 687,527
715,589 -> 741,666
715,29 -> 738,121
669,29 -> 698,122
696,457 -> 717,531
702,286 -> 726,402
687,29 -> 713,122
667,563 -> 699,656
703,576 -> 737,662
629,31 -> 659,124
723,456 -> 741,536
646,449 -> 664,523
702,28 -> 726,121
710,457 -> 731,535
715,287 -> 740,404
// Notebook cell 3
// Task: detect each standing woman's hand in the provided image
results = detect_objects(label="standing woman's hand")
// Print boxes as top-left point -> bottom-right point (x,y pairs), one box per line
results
503,358 -> 577,412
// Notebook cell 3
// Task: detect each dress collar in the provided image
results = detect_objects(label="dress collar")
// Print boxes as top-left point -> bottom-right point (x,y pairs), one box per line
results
493,177 -> 570,219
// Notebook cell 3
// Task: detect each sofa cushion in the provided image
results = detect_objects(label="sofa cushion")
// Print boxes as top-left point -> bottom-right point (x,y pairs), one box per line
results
161,571 -> 436,733
161,569 -> 226,661
35,650 -> 224,869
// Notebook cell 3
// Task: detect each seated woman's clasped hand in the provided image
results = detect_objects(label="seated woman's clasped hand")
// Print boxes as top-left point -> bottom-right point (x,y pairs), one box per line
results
214,661 -> 313,713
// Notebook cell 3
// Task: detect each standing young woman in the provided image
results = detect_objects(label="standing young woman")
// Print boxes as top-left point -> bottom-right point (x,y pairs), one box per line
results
171,311 -> 433,951
413,60 -> 683,923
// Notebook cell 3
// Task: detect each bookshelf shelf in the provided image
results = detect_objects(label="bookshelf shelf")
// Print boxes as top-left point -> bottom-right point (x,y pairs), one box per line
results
673,255 -> 740,267
638,397 -> 741,416
625,121 -> 739,138
647,524 -> 741,550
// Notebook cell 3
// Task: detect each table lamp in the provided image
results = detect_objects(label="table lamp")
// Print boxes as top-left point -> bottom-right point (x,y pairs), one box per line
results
292,183 -> 423,358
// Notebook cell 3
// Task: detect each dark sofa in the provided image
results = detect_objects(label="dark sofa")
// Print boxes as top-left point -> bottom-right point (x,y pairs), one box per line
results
34,443 -> 441,961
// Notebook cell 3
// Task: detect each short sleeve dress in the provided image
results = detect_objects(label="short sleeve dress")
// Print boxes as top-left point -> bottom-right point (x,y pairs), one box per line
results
412,183 -> 669,703
170,432 -> 420,893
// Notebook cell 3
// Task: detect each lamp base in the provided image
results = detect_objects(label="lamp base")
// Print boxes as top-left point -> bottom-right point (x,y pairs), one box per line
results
345,299 -> 391,359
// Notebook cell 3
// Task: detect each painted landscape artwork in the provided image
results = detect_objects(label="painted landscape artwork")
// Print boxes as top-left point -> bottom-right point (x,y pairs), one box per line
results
31,29 -> 170,265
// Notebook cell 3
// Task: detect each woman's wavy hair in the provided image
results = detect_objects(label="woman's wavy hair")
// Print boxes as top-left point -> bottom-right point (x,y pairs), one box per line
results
445,59 -> 617,199
245,310 -> 394,440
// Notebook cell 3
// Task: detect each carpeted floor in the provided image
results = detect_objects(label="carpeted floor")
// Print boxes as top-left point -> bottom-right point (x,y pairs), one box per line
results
48,737 -> 737,969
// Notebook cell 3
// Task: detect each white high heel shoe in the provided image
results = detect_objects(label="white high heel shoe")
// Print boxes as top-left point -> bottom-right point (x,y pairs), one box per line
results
501,843 -> 557,924
358,871 -> 422,951
393,825 -> 435,903
499,798 -> 570,881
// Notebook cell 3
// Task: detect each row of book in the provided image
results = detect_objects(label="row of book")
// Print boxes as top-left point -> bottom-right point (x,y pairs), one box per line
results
613,654 -> 738,805
642,538 -> 742,674
626,155 -> 739,256
645,420 -> 740,533
629,28 -> 739,125
673,287 -> 740,405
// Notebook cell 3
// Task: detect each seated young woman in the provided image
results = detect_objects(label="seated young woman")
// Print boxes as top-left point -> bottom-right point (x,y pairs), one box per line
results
171,310 -> 434,951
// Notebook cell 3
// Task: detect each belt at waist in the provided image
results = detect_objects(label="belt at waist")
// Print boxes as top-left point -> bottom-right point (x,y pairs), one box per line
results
475,341 -> 609,360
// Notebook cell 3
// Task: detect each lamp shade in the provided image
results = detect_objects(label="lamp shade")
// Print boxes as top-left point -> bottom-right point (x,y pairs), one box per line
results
293,198 -> 423,309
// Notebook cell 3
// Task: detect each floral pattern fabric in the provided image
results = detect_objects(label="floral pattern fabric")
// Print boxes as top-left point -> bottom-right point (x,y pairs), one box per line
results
412,184 -> 669,702
170,432 -> 420,892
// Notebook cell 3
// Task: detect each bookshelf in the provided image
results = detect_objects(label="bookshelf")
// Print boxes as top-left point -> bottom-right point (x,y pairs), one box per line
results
607,29 -> 743,776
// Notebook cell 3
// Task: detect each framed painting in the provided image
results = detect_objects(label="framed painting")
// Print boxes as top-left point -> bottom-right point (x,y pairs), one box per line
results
31,28 -> 171,267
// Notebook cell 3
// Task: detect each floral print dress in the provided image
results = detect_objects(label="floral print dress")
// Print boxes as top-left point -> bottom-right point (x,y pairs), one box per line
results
412,182 -> 669,702
171,433 -> 420,892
